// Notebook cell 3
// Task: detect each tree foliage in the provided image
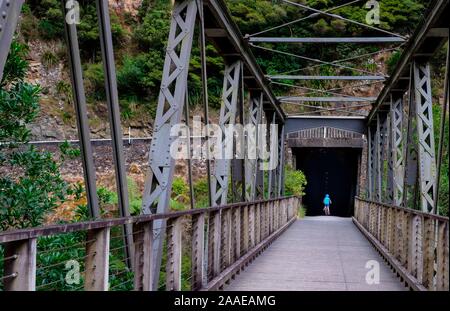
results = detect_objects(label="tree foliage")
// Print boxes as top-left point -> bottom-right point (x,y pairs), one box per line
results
0,42 -> 69,230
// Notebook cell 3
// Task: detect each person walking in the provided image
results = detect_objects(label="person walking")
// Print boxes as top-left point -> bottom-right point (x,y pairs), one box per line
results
323,194 -> 332,216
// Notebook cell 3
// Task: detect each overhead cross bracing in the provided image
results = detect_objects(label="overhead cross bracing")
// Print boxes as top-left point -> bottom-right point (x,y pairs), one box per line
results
245,0 -> 406,117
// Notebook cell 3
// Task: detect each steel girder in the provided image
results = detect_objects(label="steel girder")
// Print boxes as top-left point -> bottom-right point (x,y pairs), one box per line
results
277,124 -> 286,197
386,112 -> 394,204
255,112 -> 267,200
267,113 -> 278,199
245,92 -> 263,201
211,60 -> 242,206
375,113 -> 388,202
0,0 -> 24,82
380,114 -> 390,202
389,96 -> 405,206
140,0 -> 197,289
403,74 -> 419,210
413,61 -> 437,213
62,3 -> 101,219
367,125 -> 376,200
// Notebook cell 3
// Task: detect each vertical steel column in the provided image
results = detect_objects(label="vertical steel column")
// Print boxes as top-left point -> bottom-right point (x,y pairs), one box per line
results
374,113 -> 387,202
403,68 -> 419,209
255,109 -> 266,200
211,60 -> 242,206
386,110 -> 394,204
95,0 -> 133,268
436,43 -> 449,213
140,0 -> 197,289
230,62 -> 246,203
196,0 -> 212,208
367,126 -> 375,199
245,92 -> 263,201
413,61 -> 437,213
267,112 -> 277,199
389,95 -> 405,206
62,2 -> 100,218
0,0 -> 24,82
277,124 -> 286,197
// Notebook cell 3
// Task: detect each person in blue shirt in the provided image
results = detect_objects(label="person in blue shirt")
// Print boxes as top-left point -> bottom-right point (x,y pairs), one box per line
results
323,194 -> 332,216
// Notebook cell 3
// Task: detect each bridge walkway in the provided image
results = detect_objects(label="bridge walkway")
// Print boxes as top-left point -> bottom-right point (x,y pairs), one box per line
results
225,217 -> 407,291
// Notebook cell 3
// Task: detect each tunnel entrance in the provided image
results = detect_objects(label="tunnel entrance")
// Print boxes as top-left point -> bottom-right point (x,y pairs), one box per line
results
295,148 -> 360,217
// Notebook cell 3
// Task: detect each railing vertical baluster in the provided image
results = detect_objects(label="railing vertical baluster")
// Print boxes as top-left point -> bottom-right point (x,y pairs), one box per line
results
212,211 -> 221,277
191,213 -> 205,290
235,207 -> 242,260
256,203 -> 261,244
166,217 -> 182,291
422,217 -> 435,289
436,220 -> 449,291
221,209 -> 231,270
3,238 -> 36,291
240,206 -> 247,256
408,215 -> 423,280
133,221 -> 153,291
249,204 -> 256,248
85,228 -> 110,291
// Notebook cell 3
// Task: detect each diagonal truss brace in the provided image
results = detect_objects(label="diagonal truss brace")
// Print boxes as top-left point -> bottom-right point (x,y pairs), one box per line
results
140,0 -> 197,289
413,61 -> 437,213
211,60 -> 242,206
245,92 -> 263,201
389,95 -> 405,205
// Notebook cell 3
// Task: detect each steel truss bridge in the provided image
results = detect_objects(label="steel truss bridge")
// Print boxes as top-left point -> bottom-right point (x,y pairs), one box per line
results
0,0 -> 448,291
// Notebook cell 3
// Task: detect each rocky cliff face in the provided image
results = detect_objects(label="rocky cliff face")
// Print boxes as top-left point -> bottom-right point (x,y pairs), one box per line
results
109,0 -> 143,16
24,1 -> 152,141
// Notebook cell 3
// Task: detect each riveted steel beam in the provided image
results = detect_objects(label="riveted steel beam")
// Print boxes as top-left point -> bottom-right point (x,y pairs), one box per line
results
389,95 -> 405,205
249,37 -> 405,44
245,92 -> 263,201
269,75 -> 386,81
413,61 -> 437,213
267,112 -> 278,199
95,0 -> 133,268
0,0 -> 24,82
62,2 -> 100,219
140,0 -> 197,289
277,125 -> 286,197
367,125 -> 376,200
211,60 -> 242,206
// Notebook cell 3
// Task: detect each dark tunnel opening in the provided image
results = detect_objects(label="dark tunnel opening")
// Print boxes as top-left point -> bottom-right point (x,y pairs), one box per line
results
294,148 -> 360,217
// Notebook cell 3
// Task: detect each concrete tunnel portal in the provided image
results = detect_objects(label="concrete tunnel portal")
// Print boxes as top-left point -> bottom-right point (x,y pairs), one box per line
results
294,148 -> 360,217
285,117 -> 366,218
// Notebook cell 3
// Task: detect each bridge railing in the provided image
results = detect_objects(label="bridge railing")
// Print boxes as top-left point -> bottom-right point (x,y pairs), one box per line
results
0,196 -> 299,291
354,197 -> 449,291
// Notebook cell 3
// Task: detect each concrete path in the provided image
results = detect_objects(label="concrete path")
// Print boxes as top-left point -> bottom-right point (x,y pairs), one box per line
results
225,217 -> 407,291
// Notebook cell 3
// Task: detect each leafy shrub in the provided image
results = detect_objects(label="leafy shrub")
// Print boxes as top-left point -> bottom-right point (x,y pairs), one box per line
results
0,41 -> 69,231
84,63 -> 105,99
41,50 -> 58,69
193,177 -> 210,208
127,177 -> 142,216
284,166 -> 307,197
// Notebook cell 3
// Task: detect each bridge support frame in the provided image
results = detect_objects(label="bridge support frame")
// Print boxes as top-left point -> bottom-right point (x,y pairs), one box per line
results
140,0 -> 198,289
211,60 -> 242,206
389,95 -> 405,206
245,92 -> 263,201
413,61 -> 437,213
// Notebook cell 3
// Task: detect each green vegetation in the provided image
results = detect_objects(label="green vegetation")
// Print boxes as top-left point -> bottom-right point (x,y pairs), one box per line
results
0,41 -> 69,231
284,165 -> 307,197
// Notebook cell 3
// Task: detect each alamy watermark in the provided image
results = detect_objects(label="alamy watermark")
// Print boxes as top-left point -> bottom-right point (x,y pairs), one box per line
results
65,0 -> 80,25
169,116 -> 279,171
365,0 -> 380,25
365,260 -> 380,285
